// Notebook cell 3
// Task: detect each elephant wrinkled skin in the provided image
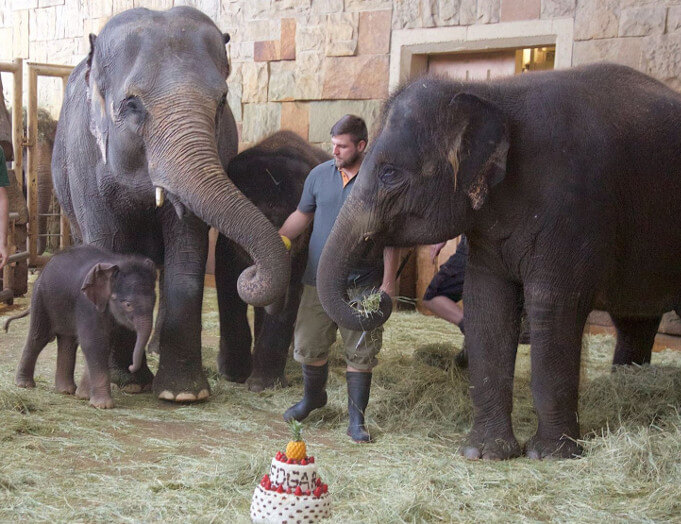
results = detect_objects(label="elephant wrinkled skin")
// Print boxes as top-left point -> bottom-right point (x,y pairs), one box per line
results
317,64 -> 681,460
52,7 -> 290,402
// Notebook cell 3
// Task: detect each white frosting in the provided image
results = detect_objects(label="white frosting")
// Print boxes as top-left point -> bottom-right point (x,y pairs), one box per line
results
250,458 -> 331,523
250,485 -> 331,523
268,459 -> 319,492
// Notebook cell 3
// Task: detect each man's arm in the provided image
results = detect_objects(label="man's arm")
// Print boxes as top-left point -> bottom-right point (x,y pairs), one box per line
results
279,209 -> 314,241
380,246 -> 400,298
0,187 -> 9,270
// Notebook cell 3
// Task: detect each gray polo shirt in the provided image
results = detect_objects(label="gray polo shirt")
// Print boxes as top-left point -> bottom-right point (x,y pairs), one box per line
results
298,159 -> 381,287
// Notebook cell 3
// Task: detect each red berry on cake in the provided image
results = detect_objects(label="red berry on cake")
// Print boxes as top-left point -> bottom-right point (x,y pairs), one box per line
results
301,459 -> 308,465
277,485 -> 284,493
294,486 -> 303,496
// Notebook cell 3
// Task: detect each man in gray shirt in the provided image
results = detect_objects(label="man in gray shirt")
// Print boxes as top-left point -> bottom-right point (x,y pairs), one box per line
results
279,115 -> 398,443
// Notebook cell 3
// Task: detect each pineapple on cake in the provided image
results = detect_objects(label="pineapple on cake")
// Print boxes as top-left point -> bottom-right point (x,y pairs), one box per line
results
285,420 -> 306,461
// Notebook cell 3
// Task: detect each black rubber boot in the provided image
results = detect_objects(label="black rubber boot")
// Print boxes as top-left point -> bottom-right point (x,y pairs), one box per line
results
346,371 -> 372,443
283,363 -> 328,422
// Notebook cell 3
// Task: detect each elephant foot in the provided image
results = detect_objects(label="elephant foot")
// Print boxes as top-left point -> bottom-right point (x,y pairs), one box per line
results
110,363 -> 154,393
15,375 -> 36,389
154,365 -> 211,403
90,395 -> 115,409
55,381 -> 77,395
246,372 -> 289,393
461,427 -> 521,460
220,371 -> 249,384
524,433 -> 582,460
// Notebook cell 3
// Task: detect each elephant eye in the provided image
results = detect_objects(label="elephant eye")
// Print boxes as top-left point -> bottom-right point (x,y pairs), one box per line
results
122,300 -> 133,310
378,166 -> 402,187
121,96 -> 145,115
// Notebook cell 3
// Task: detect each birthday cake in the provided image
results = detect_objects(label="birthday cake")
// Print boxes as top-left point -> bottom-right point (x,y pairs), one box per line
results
251,422 -> 330,523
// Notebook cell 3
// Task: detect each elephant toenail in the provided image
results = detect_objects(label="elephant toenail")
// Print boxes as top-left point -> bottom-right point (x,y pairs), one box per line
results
158,390 -> 174,400
175,392 -> 198,401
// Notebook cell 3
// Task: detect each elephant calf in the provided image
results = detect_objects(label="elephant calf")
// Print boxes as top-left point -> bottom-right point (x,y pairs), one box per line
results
8,245 -> 156,408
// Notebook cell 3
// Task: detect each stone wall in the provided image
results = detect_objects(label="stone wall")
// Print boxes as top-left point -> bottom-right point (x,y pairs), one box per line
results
1,0 -> 680,150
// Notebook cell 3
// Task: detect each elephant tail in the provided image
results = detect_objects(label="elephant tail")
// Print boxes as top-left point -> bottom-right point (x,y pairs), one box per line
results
4,308 -> 30,333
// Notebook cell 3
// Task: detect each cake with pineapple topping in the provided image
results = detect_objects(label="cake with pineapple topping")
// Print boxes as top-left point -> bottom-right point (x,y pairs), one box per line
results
251,421 -> 331,523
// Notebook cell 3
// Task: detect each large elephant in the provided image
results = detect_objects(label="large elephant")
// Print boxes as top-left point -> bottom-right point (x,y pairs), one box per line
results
215,131 -> 330,391
316,63 -> 681,459
52,7 -> 290,402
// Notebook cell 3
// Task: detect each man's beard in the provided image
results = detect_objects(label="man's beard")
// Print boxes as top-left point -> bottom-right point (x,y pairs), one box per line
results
334,151 -> 360,169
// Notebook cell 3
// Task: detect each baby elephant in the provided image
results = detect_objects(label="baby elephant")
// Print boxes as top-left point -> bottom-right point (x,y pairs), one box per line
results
9,245 -> 156,408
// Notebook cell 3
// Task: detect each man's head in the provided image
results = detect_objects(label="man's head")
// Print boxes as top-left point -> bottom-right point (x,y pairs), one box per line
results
330,114 -> 367,170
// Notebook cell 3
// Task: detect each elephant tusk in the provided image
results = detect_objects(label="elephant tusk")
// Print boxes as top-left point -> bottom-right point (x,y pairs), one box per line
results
155,187 -> 165,207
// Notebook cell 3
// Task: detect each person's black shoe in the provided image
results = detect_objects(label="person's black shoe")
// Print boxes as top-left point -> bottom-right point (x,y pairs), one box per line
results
283,363 -> 328,422
346,371 -> 372,443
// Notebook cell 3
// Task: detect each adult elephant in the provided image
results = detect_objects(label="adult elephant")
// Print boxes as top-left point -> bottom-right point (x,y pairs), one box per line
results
216,131 -> 330,391
316,63 -> 681,459
52,7 -> 290,402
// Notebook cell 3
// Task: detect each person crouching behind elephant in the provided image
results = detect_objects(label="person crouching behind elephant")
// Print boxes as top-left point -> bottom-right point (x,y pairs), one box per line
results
278,115 -> 399,443
7,245 -> 156,408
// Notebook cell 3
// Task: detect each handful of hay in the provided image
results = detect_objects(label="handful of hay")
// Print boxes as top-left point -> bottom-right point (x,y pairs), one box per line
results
349,290 -> 383,318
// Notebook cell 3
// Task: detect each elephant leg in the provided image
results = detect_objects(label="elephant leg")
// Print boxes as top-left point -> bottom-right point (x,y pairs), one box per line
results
215,234 -> 252,383
54,335 -> 78,395
78,324 -> 114,409
247,281 -> 303,392
153,210 -> 210,402
523,284 -> 590,460
610,315 -> 661,367
109,325 -> 154,393
461,269 -> 522,460
148,268 -> 165,355
15,307 -> 52,389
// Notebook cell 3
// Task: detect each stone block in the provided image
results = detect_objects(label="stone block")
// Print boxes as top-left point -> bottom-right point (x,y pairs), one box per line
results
477,0 -> 500,24
243,0 -> 274,20
241,61 -> 268,103
232,41 -> 254,61
113,0 -> 134,14
345,0 -> 392,11
29,39 -> 47,62
280,18 -> 296,60
325,12 -> 358,57
619,6 -> 666,37
280,101 -> 309,140
56,4 -> 84,39
308,99 -> 383,144
241,102 -> 281,143
642,34 -> 681,91
13,9 -> 29,58
11,0 -> 38,9
540,0 -> 575,19
572,37 -> 643,71
297,22 -> 325,52
358,10 -> 391,55
311,0 -> 342,14
39,0 -> 64,6
321,55 -> 389,100
132,0 -> 173,9
437,0 -> 459,23
268,60 -> 296,101
0,28 -> 13,59
31,6 -> 57,41
574,0 -> 618,41
392,0 -> 435,30
254,40 -> 280,61
501,0 -> 540,22
227,61 -> 243,121
294,51 -> 324,100
459,0 -> 477,25
243,19 -> 278,43
85,0 -> 113,20
670,6 -> 681,34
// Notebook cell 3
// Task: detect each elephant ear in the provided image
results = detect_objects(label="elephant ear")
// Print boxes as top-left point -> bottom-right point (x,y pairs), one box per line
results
86,33 -> 109,164
448,93 -> 509,210
81,263 -> 119,313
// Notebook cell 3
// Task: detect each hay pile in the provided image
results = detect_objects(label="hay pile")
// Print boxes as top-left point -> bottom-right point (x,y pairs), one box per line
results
1,286 -> 680,522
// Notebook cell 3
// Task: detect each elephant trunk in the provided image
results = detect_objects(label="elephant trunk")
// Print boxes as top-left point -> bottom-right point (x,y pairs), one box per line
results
129,317 -> 153,373
146,93 -> 289,307
316,194 -> 392,332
